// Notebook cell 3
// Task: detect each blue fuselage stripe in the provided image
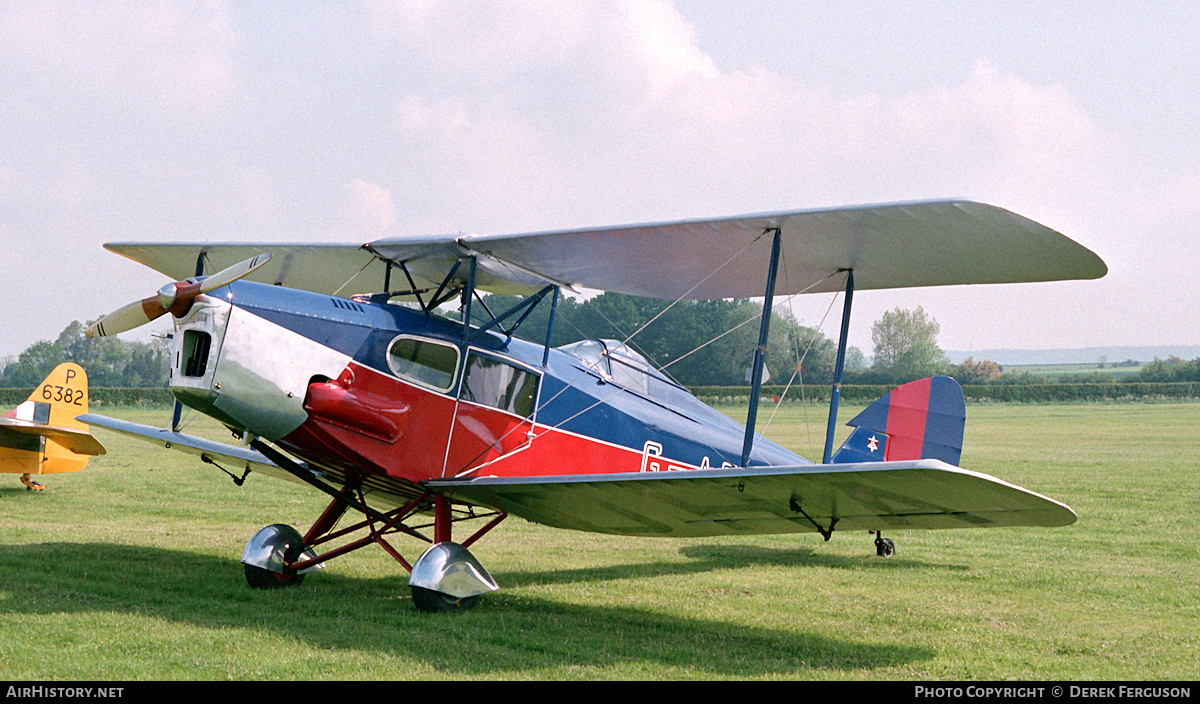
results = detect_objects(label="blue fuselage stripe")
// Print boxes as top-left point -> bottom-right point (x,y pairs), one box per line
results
224,281 -> 806,468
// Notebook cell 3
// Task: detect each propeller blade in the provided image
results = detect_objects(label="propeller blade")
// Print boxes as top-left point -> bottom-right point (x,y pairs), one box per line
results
85,253 -> 273,339
85,296 -> 169,338
198,252 -> 273,294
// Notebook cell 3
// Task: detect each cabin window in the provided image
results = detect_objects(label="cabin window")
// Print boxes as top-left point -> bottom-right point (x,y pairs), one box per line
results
604,341 -> 653,395
181,330 -> 212,378
459,353 -> 540,418
557,339 -> 607,376
386,336 -> 459,392
559,338 -> 697,409
559,338 -> 656,393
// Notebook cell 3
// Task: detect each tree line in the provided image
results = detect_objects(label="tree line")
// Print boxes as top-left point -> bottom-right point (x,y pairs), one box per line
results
482,295 -> 979,387
0,321 -> 169,388
475,293 -> 847,387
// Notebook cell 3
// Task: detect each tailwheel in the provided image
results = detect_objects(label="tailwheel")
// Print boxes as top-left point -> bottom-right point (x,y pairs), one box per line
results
20,474 -> 44,491
411,586 -> 479,613
872,531 -> 896,557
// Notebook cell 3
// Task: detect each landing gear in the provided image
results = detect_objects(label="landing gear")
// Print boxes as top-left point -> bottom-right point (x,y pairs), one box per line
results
411,586 -> 479,613
244,561 -> 306,588
236,479 -> 505,611
19,474 -> 44,491
408,541 -> 499,613
241,524 -> 323,589
871,531 -> 896,557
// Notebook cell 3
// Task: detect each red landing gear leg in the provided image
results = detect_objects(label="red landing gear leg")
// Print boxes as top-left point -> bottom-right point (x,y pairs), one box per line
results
434,494 -> 452,544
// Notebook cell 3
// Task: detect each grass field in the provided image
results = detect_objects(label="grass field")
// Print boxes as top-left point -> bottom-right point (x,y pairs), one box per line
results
1,402 -> 1197,680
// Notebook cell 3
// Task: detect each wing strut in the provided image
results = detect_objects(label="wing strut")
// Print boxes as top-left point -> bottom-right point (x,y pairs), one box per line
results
788,495 -> 839,541
823,270 -> 856,463
542,287 -> 560,368
473,285 -> 557,341
740,228 -> 782,467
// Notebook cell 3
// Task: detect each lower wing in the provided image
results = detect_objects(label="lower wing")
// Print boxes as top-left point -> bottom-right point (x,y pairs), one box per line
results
81,414 -> 1075,539
426,461 -> 1077,538
77,413 -> 294,484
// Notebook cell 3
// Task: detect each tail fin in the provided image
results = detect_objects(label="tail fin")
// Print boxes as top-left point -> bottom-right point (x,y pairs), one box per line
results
0,363 -> 104,482
13,362 -> 93,429
831,376 -> 965,466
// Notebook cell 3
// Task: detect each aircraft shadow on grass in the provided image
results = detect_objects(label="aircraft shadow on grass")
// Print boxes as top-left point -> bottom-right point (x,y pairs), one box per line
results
0,541 -> 935,676
499,542 -> 968,591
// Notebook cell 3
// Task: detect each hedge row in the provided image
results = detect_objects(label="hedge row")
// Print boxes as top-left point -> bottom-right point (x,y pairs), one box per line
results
3,382 -> 1199,409
0,387 -> 174,408
689,382 -> 1200,404
960,382 -> 1200,403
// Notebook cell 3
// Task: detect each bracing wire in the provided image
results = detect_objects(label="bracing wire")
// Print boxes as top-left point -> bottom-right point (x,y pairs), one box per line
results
332,256 -> 381,297
761,275 -> 846,438
615,229 -> 773,349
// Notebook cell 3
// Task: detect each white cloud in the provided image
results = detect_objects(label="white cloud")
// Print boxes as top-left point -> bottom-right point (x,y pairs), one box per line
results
361,2 -> 1111,230
5,1 -> 1187,356
336,179 -> 398,240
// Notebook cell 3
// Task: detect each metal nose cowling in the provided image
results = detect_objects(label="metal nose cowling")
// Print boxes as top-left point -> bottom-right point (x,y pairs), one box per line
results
85,253 -> 272,339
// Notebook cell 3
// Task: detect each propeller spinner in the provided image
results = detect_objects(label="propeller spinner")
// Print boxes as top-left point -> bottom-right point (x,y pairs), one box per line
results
86,253 -> 272,338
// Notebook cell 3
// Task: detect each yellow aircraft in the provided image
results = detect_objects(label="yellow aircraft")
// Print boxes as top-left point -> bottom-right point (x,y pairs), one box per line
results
0,363 -> 105,490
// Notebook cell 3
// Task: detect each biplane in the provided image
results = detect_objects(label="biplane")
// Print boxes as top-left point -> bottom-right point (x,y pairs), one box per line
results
1,363 -> 105,491
80,200 -> 1105,611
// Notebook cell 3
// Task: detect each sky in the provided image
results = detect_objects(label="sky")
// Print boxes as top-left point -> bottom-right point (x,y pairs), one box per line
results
2,1 -> 1197,362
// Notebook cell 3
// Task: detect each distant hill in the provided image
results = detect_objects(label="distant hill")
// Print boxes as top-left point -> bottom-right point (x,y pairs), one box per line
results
946,346 -> 1200,366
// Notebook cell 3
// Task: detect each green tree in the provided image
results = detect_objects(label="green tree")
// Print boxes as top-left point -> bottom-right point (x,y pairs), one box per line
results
1,340 -> 67,387
844,346 -> 867,371
890,339 -> 952,381
475,292 -> 836,387
1138,356 -> 1200,383
0,321 -> 169,388
870,306 -> 950,383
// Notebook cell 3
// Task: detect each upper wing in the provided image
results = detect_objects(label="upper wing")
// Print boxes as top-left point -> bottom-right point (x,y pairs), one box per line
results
102,243 -> 389,296
104,200 -> 1105,301
449,200 -> 1106,299
426,459 -> 1077,538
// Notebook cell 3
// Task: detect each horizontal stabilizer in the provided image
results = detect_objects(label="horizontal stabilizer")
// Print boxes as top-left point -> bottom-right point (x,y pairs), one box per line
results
427,460 -> 1077,538
0,419 -> 106,456
833,376 -> 965,465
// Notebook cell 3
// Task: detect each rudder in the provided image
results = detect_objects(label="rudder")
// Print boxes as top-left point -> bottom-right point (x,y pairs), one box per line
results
831,376 -> 965,466
23,362 -> 92,429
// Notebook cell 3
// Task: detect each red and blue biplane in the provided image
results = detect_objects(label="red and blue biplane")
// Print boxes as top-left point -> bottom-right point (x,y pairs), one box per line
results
81,200 -> 1106,611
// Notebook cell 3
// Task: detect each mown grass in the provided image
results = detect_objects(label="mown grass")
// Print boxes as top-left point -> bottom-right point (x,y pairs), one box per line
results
0,403 -> 1196,680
